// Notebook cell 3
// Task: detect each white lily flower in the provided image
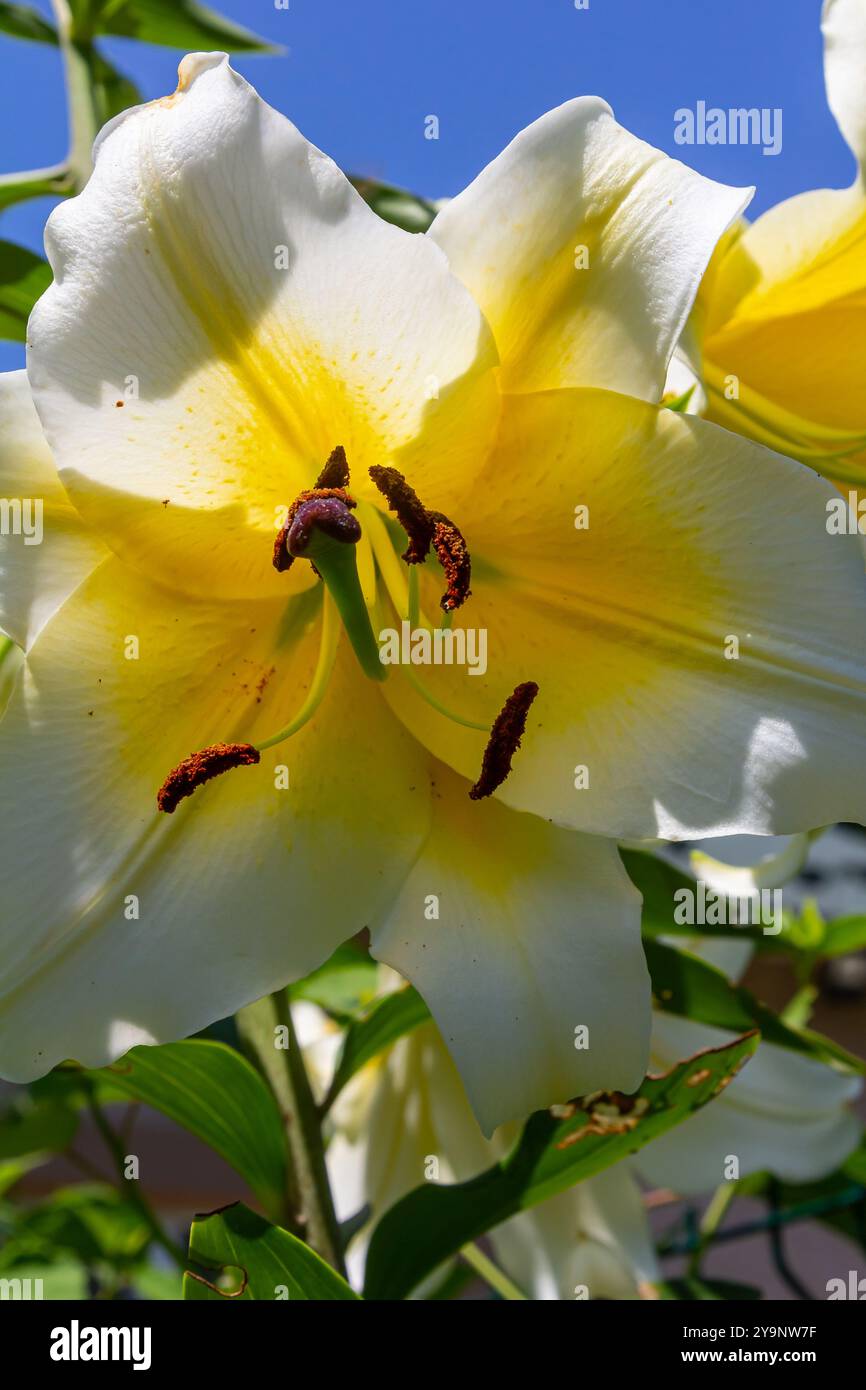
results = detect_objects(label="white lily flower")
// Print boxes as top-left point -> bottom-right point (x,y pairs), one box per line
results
2,54 -> 866,1137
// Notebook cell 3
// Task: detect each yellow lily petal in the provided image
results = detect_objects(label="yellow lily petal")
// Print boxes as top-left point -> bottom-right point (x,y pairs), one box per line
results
0,557 -> 430,1080
700,186 -> 866,482
27,53 -> 499,603
695,0 -> 866,482
0,371 -> 105,649
384,389 -> 866,839
430,96 -> 750,403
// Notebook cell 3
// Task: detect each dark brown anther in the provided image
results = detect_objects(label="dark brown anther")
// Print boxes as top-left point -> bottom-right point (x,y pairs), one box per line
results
430,513 -> 471,612
368,465 -> 472,609
469,682 -> 539,801
368,464 -> 435,564
315,444 -> 350,490
157,742 -> 261,814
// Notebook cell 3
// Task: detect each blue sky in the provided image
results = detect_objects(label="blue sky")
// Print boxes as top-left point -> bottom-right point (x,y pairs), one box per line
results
0,0 -> 853,371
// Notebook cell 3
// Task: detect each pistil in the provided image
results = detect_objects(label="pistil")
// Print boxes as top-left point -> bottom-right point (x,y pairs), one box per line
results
281,495 -> 384,682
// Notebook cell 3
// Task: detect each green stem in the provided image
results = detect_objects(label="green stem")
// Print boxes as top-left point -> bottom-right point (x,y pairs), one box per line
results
768,1179 -> 813,1300
660,1183 -> 865,1255
361,502 -> 435,633
0,163 -> 73,209
407,563 -> 420,628
400,663 -> 490,731
270,990 -> 347,1275
687,1181 -> 736,1277
51,0 -> 101,192
305,532 -> 385,683
255,590 -> 340,751
86,1090 -> 186,1267
461,1242 -> 526,1300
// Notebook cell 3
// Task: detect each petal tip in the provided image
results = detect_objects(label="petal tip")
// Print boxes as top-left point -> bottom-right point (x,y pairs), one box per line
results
175,51 -> 230,94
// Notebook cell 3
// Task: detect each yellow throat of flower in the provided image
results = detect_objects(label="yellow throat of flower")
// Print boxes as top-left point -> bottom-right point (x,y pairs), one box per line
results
156,449 -> 538,814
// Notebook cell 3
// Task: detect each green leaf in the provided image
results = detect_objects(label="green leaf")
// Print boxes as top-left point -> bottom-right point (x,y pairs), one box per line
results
86,1041 -> 287,1218
289,941 -> 379,1016
0,1262 -> 87,1299
0,2 -> 57,44
87,48 -> 143,124
645,938 -> 864,1074
183,1203 -> 359,1300
625,848 -> 773,949
0,167 -> 72,214
73,0 -> 276,52
130,1262 -> 183,1299
363,1031 -> 759,1300
323,986 -> 431,1111
662,384 -> 696,413
822,914 -> 866,958
0,1185 -> 151,1269
351,176 -> 438,233
625,847 -> 820,954
0,1155 -> 44,1197
0,1100 -> 78,1159
0,240 -> 52,341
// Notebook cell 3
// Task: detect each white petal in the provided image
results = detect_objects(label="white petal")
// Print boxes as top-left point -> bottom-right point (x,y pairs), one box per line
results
370,769 -> 650,1135
690,833 -> 814,896
823,0 -> 866,170
0,559 -> 430,1080
386,390 -> 866,839
27,53 -> 499,602
639,1013 -> 861,1191
488,1164 -> 657,1300
430,98 -> 750,402
0,371 -> 105,649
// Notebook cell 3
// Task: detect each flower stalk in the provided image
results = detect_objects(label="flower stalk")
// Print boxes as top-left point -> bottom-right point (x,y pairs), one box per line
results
238,991 -> 346,1276
85,1085 -> 187,1268
50,0 -> 102,192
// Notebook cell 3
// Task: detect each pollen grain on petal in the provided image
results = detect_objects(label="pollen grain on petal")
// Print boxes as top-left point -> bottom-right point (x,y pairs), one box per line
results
157,742 -> 261,814
469,682 -> 539,801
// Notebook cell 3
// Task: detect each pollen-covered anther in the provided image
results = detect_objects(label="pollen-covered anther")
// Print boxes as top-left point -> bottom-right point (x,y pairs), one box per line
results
469,681 -> 539,801
368,464 -> 435,564
368,464 -> 472,609
431,513 -> 471,612
157,742 -> 261,814
315,444 -> 350,490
